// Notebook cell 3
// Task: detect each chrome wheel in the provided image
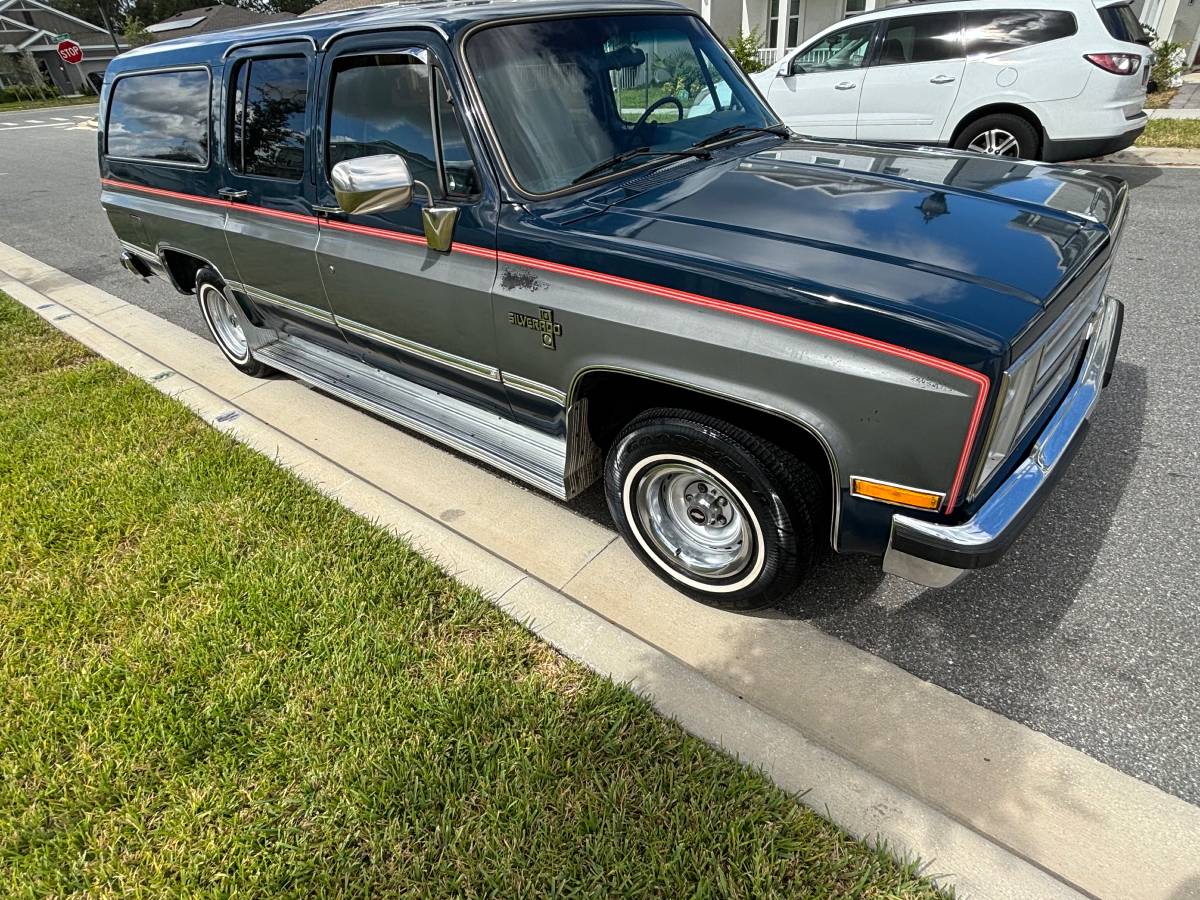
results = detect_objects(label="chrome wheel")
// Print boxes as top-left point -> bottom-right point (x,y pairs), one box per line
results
967,128 -> 1020,157
200,283 -> 249,363
629,456 -> 757,581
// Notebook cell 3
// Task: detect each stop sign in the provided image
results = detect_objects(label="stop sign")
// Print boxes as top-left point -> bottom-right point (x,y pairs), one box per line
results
57,39 -> 83,65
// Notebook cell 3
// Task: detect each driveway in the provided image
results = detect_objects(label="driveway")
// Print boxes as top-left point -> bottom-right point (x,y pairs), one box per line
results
4,114 -> 1198,806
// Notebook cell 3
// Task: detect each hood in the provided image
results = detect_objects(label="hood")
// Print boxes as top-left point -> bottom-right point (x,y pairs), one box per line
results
570,139 -> 1125,348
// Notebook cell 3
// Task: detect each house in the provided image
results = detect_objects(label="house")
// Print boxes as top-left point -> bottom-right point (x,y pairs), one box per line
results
0,0 -> 126,95
300,0 -> 420,16
684,0 -> 889,65
1136,0 -> 1200,67
145,4 -> 295,42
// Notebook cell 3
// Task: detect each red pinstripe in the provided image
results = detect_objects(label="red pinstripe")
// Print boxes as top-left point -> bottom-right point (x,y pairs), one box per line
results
101,177 -> 991,511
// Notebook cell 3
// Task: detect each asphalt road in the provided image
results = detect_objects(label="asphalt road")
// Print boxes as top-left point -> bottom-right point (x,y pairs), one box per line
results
3,113 -> 1198,806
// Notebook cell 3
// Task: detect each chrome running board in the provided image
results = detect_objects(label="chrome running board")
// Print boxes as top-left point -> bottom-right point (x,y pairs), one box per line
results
255,335 -> 571,499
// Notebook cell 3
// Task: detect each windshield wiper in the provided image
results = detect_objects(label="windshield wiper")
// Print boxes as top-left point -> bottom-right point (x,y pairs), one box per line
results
691,123 -> 790,151
570,145 -> 712,186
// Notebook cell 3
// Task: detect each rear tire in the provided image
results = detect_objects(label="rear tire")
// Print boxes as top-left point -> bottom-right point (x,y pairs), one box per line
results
604,408 -> 823,610
953,113 -> 1040,159
195,268 -> 270,378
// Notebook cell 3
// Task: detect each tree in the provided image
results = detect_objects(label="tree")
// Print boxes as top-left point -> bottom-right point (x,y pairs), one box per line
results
726,28 -> 767,75
123,14 -> 153,46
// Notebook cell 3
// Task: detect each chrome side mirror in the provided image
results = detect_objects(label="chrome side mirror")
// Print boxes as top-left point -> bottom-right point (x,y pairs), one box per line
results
330,153 -> 459,252
331,154 -> 414,215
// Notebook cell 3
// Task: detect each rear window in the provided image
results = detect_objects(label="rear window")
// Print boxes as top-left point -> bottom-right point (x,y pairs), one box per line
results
876,13 -> 963,66
1098,3 -> 1149,44
106,69 -> 210,166
963,10 -> 1077,55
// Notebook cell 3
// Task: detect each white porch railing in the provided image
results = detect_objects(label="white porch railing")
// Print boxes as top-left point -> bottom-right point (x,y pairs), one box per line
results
755,47 -> 782,66
756,46 -> 834,67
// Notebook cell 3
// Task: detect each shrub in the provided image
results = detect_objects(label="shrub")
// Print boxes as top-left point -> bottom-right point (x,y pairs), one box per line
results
1153,40 -> 1187,90
727,28 -> 767,75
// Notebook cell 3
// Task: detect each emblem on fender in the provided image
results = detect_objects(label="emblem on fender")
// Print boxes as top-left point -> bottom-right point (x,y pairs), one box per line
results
508,307 -> 562,350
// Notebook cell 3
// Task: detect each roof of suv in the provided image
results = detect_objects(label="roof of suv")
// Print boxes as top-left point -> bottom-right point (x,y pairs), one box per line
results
846,0 -> 1121,21
108,0 -> 689,75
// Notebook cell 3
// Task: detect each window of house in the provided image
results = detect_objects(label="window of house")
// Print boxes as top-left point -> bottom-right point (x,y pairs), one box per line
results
106,69 -> 210,165
963,10 -> 1077,55
786,2 -> 801,46
767,0 -> 780,47
230,56 -> 308,180
844,0 -> 867,16
327,52 -> 477,198
876,13 -> 963,66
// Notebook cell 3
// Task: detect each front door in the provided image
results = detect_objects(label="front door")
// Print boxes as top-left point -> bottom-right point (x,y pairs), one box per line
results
313,34 -> 504,413
856,12 -> 965,143
767,20 -> 878,138
221,43 -> 344,351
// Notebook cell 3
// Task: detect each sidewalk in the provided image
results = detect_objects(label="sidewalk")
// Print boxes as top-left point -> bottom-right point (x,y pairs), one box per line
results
3,240 -> 1199,900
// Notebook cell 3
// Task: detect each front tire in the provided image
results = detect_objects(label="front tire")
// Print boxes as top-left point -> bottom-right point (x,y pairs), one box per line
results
604,408 -> 822,610
195,269 -> 270,377
953,113 -> 1040,159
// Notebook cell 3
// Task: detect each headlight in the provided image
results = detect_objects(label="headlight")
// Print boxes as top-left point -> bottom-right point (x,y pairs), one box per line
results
974,353 -> 1039,490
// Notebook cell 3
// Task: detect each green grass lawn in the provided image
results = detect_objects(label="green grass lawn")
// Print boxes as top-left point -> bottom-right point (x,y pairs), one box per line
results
1136,118 -> 1200,149
0,95 -> 96,114
0,292 -> 943,898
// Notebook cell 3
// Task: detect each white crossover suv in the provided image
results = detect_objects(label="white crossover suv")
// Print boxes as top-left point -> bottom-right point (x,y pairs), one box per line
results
749,0 -> 1152,161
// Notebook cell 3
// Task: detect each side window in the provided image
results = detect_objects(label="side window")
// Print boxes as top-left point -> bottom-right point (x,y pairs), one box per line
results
963,10 -> 1077,56
434,69 -> 479,196
230,56 -> 309,181
791,22 -> 877,73
106,69 -> 210,165
327,52 -> 477,198
876,13 -> 963,66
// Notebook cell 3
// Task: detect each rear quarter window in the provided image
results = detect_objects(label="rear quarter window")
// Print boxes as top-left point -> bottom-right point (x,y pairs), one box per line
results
106,68 -> 210,166
1098,4 -> 1148,43
963,10 -> 1077,55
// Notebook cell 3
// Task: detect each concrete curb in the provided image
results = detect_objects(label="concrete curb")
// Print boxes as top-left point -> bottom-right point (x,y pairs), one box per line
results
3,242 -> 1199,900
1091,145 -> 1200,166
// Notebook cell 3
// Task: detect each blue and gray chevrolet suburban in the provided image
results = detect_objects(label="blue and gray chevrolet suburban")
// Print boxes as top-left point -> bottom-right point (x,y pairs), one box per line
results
99,0 -> 1126,608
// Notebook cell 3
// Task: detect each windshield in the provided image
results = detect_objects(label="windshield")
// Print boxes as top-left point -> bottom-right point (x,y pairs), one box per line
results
464,13 -> 777,195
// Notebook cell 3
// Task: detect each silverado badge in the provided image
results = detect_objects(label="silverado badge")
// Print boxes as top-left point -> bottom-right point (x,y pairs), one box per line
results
509,308 -> 562,350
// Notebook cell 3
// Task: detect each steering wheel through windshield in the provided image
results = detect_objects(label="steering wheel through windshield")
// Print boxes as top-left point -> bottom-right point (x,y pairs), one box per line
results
635,95 -> 684,129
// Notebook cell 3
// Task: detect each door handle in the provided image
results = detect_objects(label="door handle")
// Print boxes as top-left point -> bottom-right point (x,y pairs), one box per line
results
834,81 -> 857,90
930,75 -> 957,84
312,205 -> 343,217
217,188 -> 248,201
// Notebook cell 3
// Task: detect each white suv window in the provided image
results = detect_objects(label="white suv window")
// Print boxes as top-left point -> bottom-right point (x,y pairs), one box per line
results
876,12 -> 963,66
791,21 -> 876,73
963,9 -> 1077,55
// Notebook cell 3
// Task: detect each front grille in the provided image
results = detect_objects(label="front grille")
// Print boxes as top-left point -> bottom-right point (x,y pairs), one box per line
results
1016,287 -> 1100,437
968,269 -> 1107,500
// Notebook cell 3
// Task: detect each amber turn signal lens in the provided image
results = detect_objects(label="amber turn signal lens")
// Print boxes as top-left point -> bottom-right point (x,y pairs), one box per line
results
850,478 -> 943,511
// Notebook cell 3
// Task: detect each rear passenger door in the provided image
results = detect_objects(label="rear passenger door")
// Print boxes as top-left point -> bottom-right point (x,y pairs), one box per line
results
313,34 -> 505,414
221,44 -> 344,351
856,12 -> 965,143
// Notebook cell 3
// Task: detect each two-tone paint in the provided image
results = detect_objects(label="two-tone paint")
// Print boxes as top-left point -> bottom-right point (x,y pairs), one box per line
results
97,0 -> 1128,563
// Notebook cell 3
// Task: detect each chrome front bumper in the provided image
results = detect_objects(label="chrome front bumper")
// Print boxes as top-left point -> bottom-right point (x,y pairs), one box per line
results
883,297 -> 1124,589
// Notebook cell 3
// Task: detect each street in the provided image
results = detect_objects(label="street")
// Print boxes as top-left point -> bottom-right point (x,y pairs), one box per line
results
3,108 -> 1198,807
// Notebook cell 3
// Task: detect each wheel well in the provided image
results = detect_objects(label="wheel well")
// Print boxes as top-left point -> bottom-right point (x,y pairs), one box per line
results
951,103 -> 1043,153
574,370 -> 836,529
159,248 -> 210,295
